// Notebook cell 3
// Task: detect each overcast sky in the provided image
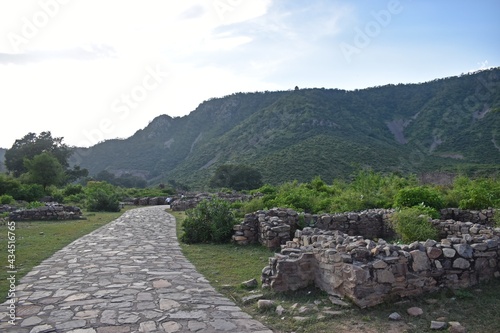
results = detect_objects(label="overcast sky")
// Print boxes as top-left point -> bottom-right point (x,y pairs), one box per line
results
1,0 -> 499,148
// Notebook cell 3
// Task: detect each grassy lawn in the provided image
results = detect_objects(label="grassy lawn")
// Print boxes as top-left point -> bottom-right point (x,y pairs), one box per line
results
0,207 -> 132,303
172,210 -> 500,333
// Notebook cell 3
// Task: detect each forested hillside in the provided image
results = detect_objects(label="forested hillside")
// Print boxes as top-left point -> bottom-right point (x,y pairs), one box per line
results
72,68 -> 500,188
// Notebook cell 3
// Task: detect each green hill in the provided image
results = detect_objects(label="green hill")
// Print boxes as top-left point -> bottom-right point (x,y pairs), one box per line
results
72,68 -> 500,188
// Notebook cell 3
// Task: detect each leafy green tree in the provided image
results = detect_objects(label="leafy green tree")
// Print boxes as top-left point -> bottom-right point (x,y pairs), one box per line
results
210,164 -> 263,191
114,173 -> 147,188
24,152 -> 65,190
95,170 -> 116,183
66,165 -> 89,183
5,132 -> 72,177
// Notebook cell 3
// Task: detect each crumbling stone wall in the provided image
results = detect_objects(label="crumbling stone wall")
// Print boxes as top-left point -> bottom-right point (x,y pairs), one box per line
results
439,208 -> 496,224
9,204 -> 83,221
0,205 -> 17,214
233,208 -> 396,249
120,197 -> 168,206
261,222 -> 500,308
232,208 -> 496,249
170,192 -> 255,211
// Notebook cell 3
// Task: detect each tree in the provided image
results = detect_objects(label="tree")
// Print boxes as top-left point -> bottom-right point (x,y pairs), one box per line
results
210,164 -> 263,191
5,132 -> 72,177
5,131 -> 87,183
24,152 -> 65,190
66,165 -> 89,183
95,170 -> 116,183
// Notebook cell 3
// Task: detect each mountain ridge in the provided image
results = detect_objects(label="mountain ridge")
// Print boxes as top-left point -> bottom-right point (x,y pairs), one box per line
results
72,68 -> 500,188
2,69 -> 499,188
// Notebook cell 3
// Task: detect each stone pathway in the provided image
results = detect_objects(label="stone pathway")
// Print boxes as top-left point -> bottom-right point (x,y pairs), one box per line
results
0,206 -> 272,333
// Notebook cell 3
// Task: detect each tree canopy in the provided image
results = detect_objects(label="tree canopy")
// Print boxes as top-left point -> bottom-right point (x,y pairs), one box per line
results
5,132 -> 72,177
4,131 -> 88,184
24,152 -> 65,190
210,164 -> 263,191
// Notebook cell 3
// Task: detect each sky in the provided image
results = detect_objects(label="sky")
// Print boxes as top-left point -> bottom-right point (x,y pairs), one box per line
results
0,0 -> 499,149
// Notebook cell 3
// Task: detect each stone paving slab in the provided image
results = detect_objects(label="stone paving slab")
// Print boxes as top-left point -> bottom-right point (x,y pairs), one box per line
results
0,206 -> 273,333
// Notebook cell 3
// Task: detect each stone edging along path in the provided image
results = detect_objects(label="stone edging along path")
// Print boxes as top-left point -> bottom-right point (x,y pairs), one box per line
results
0,205 -> 272,333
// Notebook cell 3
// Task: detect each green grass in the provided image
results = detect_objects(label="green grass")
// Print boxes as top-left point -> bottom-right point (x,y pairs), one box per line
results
0,207 -> 132,303
2,207 -> 499,332
172,210 -> 500,333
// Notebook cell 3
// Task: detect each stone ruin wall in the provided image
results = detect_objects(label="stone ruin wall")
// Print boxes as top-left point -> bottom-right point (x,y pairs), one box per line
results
233,208 -> 397,249
6,204 -> 83,221
232,208 -> 496,249
169,193 -> 255,211
231,207 -> 498,308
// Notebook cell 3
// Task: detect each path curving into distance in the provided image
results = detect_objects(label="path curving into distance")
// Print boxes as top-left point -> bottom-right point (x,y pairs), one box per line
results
0,205 -> 272,333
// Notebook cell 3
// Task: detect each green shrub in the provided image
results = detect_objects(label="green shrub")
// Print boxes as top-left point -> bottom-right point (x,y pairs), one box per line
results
350,170 -> 417,209
394,186 -> 444,210
446,176 -> 500,209
64,184 -> 84,196
64,193 -> 86,205
45,186 -> 64,203
253,184 -> 276,195
328,190 -> 366,213
11,184 -> 45,202
240,197 -> 266,214
181,197 -> 236,244
0,174 -> 21,196
85,181 -> 121,212
26,201 -> 44,209
230,201 -> 244,209
390,206 -> 439,243
0,194 -> 14,205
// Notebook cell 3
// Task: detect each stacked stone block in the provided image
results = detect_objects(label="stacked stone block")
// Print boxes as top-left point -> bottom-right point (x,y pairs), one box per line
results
232,208 -> 396,248
9,205 -> 83,221
262,223 -> 500,308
